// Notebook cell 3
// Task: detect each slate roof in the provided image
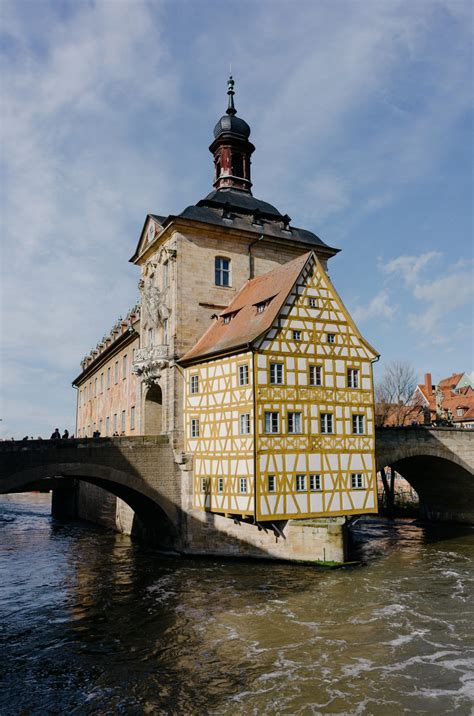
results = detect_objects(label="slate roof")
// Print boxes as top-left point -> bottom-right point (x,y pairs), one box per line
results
179,252 -> 312,364
130,190 -> 339,262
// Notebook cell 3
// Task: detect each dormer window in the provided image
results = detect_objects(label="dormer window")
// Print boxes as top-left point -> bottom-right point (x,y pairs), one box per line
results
256,299 -> 270,314
457,408 -> 465,416
223,312 -> 236,325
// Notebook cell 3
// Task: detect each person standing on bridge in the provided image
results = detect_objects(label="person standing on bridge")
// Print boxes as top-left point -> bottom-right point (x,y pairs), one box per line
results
62,429 -> 69,439
50,428 -> 60,440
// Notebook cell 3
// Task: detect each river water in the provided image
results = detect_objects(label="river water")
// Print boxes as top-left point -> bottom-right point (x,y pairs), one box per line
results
1,493 -> 473,715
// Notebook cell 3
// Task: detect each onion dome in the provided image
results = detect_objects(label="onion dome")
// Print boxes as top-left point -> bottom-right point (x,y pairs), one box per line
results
213,76 -> 251,139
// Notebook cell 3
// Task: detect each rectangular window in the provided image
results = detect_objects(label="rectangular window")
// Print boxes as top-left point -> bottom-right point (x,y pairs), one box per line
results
163,261 -> 169,289
217,477 -> 224,494
106,417 -> 110,436
320,413 -> 333,434
99,418 -> 103,434
269,362 -> 283,384
268,475 -> 276,492
215,257 -> 231,287
327,333 -> 335,343
163,318 -> 169,345
352,414 -> 365,434
239,477 -> 247,494
130,406 -> 135,430
309,365 -> 322,386
201,477 -> 208,493
351,473 -> 364,489
308,297 -> 317,308
264,412 -> 280,434
190,375 -> 199,394
310,474 -> 321,491
238,364 -> 249,386
94,378 -> 97,397
100,373 -> 104,393
114,361 -> 119,384
122,354 -> 128,379
287,412 -> 302,434
292,330 -> 301,341
113,413 -> 118,433
121,410 -> 126,433
191,419 -> 200,438
148,327 -> 154,346
295,474 -> 306,492
240,413 -> 251,435
347,368 -> 359,388
107,367 -> 111,389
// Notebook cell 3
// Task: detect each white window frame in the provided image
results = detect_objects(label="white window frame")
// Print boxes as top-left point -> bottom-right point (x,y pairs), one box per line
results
130,406 -> 135,430
201,477 -> 208,493
240,413 -> 251,435
121,410 -> 126,433
320,413 -> 333,434
190,374 -> 199,394
269,362 -> 284,385
309,365 -> 322,386
352,414 -> 365,434
351,473 -> 364,489
308,297 -> 317,308
114,361 -> 119,384
327,333 -> 335,344
295,474 -> 306,492
217,477 -> 224,494
122,354 -> 128,380
347,368 -> 359,388
191,419 -> 200,438
238,364 -> 249,386
239,477 -> 247,494
292,330 -> 302,341
310,474 -> 321,491
113,413 -> 118,433
264,412 -> 280,434
215,256 -> 231,287
268,475 -> 276,492
287,412 -> 302,434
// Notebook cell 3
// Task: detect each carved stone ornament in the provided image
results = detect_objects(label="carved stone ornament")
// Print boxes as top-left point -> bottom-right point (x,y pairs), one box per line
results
141,261 -> 169,328
132,345 -> 169,386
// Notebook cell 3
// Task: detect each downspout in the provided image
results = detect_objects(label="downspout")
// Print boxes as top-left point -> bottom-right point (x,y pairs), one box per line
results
248,234 -> 264,279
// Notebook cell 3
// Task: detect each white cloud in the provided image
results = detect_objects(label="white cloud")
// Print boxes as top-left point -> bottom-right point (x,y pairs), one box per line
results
382,252 -> 441,287
380,251 -> 474,343
353,291 -> 397,323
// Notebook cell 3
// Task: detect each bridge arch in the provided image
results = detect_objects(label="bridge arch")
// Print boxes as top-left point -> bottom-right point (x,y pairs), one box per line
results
2,462 -> 179,547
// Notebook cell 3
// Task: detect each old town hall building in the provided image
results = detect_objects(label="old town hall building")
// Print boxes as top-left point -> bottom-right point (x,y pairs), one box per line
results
73,78 -> 379,524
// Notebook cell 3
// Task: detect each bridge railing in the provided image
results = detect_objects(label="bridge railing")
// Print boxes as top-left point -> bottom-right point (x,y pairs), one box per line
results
0,435 -> 169,453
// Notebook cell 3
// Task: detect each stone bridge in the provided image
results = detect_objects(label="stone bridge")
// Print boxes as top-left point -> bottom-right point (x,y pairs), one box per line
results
0,427 -> 473,560
375,427 -> 474,523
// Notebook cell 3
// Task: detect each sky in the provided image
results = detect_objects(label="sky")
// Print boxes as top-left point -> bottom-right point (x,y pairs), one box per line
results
0,0 -> 472,438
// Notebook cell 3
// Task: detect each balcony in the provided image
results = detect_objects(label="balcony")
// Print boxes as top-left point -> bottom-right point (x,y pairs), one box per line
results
132,345 -> 169,385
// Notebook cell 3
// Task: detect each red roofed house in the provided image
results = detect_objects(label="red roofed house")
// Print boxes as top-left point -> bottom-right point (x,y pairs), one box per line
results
413,372 -> 474,428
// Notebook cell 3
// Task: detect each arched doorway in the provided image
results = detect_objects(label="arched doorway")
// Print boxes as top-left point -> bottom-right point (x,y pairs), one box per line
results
144,383 -> 163,435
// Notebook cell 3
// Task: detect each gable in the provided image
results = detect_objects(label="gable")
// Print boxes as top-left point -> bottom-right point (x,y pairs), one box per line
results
130,214 -> 166,263
256,254 -> 379,361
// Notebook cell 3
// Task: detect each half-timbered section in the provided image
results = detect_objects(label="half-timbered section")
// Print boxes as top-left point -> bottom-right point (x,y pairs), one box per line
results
181,251 -> 379,521
184,353 -> 254,516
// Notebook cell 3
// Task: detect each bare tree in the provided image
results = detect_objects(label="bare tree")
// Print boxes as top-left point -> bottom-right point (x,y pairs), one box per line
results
375,360 -> 421,427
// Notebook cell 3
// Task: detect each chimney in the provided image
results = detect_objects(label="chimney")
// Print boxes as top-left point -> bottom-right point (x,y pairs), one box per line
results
424,373 -> 432,396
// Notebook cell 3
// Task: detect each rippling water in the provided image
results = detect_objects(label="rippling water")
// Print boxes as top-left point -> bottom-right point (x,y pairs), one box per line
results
1,493 -> 473,715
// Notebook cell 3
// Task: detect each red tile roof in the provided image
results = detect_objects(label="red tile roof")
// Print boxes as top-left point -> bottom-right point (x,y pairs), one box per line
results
180,252 -> 312,364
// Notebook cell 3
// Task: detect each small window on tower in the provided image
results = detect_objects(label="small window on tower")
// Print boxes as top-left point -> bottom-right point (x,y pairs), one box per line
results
232,154 -> 243,177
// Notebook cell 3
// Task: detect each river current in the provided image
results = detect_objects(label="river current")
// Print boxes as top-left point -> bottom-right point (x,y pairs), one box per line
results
0,493 -> 473,715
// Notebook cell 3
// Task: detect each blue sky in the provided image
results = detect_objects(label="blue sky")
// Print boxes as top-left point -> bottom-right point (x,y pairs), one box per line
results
0,0 -> 472,438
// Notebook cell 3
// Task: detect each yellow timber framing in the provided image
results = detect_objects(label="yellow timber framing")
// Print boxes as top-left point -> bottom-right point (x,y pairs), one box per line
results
183,251 -> 379,522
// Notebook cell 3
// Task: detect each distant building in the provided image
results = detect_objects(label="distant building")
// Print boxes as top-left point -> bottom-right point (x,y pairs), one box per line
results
72,77 -> 379,521
414,372 -> 474,428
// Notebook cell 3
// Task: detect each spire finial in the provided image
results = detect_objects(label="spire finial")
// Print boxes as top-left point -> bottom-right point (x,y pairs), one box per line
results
226,74 -> 236,116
